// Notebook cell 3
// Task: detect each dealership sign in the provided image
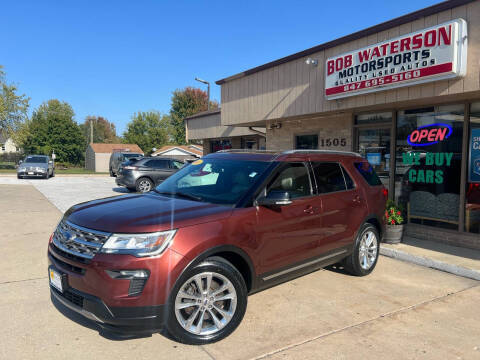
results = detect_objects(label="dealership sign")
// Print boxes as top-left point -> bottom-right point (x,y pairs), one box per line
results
325,19 -> 468,99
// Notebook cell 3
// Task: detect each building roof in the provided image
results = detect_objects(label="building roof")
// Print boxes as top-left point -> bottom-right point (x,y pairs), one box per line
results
184,109 -> 221,121
151,145 -> 203,157
216,0 -> 475,85
89,143 -> 144,154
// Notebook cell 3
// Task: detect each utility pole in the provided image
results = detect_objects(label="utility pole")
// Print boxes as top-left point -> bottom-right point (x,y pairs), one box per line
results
195,78 -> 210,111
90,119 -> 93,144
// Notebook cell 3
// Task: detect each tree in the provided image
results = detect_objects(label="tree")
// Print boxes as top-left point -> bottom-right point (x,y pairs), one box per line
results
0,66 -> 30,135
21,100 -> 86,165
170,87 -> 218,145
80,116 -> 120,144
123,111 -> 170,154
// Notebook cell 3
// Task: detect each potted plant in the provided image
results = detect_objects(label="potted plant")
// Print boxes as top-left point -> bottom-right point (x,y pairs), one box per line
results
383,200 -> 405,244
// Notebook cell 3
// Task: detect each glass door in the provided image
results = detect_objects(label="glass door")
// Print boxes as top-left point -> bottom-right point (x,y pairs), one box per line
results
357,128 -> 391,190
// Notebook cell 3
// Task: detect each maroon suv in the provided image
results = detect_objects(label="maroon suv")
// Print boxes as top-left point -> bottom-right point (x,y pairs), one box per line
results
48,150 -> 387,344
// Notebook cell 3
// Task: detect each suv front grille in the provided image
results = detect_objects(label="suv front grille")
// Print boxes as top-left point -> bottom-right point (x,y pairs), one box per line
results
52,220 -> 111,261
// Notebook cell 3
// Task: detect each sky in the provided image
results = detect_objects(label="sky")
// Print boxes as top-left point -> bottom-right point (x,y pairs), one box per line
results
2,0 -> 440,134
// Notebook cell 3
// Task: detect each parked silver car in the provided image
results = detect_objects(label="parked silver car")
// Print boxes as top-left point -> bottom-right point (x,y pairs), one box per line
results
17,155 -> 54,179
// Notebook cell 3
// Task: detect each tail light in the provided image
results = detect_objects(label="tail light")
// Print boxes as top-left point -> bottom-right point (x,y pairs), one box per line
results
382,187 -> 388,198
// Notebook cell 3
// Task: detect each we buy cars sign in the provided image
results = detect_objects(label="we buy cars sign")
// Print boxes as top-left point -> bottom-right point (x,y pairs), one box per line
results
325,19 -> 467,99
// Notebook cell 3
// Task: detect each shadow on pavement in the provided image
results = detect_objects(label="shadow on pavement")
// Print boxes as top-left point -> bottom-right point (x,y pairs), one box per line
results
112,187 -> 131,194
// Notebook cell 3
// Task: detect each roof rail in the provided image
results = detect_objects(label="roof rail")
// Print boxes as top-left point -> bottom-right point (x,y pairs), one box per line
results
215,148 -> 362,157
282,149 -> 362,157
216,149 -> 279,153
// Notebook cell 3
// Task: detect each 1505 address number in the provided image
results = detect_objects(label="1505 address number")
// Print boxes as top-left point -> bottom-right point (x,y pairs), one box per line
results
319,138 -> 347,147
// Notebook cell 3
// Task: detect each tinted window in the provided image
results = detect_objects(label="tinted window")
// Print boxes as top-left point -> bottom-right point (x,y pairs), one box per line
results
144,159 -> 169,168
342,166 -> 355,189
354,162 -> 382,186
123,153 -> 142,160
311,162 -> 346,193
295,134 -> 318,149
268,163 -> 312,199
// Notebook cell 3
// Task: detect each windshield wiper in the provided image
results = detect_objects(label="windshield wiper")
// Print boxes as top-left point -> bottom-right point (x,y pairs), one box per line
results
153,190 -> 203,202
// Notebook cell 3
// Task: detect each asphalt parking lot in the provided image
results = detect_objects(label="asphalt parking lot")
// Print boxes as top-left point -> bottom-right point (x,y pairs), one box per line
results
1,178 -> 480,359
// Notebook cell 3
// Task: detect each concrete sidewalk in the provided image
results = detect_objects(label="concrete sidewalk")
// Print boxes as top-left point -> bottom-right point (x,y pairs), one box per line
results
381,236 -> 480,281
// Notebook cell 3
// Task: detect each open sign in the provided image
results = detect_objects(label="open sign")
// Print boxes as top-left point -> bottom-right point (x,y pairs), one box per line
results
407,123 -> 452,147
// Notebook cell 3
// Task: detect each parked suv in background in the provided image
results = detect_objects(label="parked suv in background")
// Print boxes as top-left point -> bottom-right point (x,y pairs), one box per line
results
48,150 -> 386,344
17,155 -> 54,179
115,157 -> 184,192
109,151 -> 143,177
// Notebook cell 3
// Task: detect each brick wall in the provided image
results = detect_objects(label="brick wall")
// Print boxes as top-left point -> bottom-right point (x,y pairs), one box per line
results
266,113 -> 353,151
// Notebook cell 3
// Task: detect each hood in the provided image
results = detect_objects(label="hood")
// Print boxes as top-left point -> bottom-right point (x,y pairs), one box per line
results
65,193 -> 233,233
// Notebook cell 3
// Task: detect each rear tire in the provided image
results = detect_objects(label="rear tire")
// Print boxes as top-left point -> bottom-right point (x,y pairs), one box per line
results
135,177 -> 153,193
166,258 -> 247,345
344,223 -> 379,276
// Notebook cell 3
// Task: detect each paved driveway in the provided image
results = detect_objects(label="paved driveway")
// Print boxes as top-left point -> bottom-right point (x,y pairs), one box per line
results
1,183 -> 480,360
0,175 -> 125,212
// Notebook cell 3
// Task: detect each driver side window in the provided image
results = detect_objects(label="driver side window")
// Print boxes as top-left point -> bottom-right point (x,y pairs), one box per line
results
267,163 -> 312,199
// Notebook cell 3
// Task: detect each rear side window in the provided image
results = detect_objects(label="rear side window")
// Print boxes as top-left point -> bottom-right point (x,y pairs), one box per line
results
354,162 -> 382,186
311,162 -> 346,193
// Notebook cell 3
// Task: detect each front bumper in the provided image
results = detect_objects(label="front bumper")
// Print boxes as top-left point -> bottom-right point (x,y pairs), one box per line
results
48,242 -> 188,333
50,285 -> 166,332
18,170 -> 46,177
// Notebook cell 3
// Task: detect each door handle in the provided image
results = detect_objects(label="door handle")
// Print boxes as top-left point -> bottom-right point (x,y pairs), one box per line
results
303,206 -> 314,214
353,195 -> 362,203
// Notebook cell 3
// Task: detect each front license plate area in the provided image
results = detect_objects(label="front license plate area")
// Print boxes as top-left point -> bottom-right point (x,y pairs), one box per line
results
28,172 -> 34,175
49,267 -> 64,293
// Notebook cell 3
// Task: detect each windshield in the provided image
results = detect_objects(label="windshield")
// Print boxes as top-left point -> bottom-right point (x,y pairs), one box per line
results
154,159 -> 270,205
24,156 -> 47,163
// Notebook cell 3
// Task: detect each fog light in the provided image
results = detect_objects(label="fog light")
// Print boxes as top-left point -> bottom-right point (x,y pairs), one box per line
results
105,269 -> 149,279
106,270 -> 150,296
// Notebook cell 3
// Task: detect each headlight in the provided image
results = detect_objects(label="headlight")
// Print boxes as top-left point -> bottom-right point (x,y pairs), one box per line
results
37,167 -> 45,172
100,229 -> 176,257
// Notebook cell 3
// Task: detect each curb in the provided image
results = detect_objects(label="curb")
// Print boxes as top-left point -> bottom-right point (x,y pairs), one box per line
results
380,246 -> 480,281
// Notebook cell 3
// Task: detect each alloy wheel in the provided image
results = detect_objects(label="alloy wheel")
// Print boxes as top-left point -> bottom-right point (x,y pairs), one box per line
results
174,272 -> 237,336
358,230 -> 378,270
138,179 -> 152,192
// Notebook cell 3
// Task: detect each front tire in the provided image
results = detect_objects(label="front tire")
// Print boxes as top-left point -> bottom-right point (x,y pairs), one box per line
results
344,223 -> 380,276
135,177 -> 153,193
166,258 -> 247,344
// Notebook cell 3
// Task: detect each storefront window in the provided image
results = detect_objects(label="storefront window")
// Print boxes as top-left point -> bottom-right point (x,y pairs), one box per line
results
295,134 -> 318,149
466,102 -> 480,234
210,139 -> 232,153
395,105 -> 464,230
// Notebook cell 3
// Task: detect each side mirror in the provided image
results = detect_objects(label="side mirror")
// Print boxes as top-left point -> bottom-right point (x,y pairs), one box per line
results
256,191 -> 292,207
49,160 -> 53,164
18,160 -> 23,165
